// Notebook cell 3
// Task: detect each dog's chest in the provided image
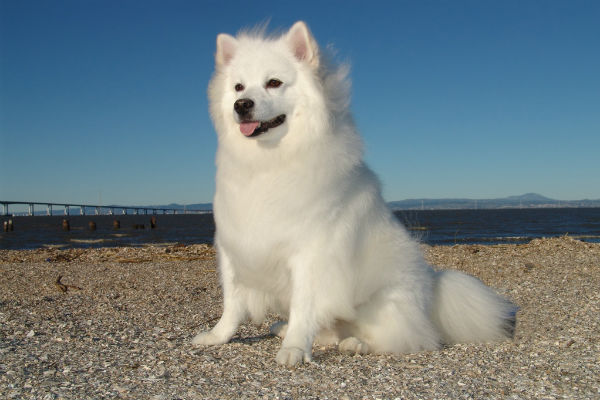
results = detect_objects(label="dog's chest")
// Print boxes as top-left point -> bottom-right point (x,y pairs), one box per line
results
216,165 -> 319,224
214,170 -> 313,269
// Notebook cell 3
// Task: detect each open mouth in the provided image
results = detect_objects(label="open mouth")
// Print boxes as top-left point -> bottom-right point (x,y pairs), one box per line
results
239,114 -> 286,137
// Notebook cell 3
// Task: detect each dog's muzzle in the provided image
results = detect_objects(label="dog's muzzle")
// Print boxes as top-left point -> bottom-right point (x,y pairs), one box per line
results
234,98 -> 286,137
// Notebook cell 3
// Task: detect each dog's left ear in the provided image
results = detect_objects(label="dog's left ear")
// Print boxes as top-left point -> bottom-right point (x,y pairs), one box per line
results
286,21 -> 319,69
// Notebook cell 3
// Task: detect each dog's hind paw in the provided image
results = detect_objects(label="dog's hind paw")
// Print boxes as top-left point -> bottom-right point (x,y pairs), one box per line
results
269,321 -> 288,338
338,337 -> 369,354
276,346 -> 311,367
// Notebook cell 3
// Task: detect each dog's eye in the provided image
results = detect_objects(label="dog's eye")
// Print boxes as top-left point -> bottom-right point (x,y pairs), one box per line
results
266,79 -> 282,89
234,83 -> 244,92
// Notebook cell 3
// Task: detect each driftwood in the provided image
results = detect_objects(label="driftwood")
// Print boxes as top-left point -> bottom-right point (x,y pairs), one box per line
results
54,275 -> 82,293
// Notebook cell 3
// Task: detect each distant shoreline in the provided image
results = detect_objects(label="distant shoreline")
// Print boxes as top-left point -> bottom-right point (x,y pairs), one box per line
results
391,205 -> 600,211
3,205 -> 600,217
3,193 -> 600,216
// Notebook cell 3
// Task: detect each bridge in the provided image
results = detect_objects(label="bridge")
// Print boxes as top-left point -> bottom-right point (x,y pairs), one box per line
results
0,201 -> 208,217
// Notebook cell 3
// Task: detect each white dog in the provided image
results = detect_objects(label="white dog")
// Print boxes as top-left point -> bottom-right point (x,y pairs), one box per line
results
192,21 -> 516,366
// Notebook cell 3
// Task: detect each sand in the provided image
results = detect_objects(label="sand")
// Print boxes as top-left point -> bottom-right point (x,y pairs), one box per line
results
1,237 -> 599,399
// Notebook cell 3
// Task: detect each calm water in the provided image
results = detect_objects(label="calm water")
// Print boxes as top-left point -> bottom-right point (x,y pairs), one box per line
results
1,208 -> 599,250
395,208 -> 600,245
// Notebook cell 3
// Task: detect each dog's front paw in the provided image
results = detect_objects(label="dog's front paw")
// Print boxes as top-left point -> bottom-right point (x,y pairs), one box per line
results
276,346 -> 312,367
191,330 -> 229,346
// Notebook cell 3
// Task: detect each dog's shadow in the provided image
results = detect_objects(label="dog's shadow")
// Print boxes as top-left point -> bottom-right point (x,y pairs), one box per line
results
229,333 -> 278,345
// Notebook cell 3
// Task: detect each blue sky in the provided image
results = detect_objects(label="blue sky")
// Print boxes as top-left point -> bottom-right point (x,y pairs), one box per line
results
1,0 -> 599,207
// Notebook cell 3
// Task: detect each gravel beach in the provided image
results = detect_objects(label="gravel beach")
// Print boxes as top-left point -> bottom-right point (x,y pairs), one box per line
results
1,237 -> 599,399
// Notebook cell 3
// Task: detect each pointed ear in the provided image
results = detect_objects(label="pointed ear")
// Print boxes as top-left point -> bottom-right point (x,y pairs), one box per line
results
286,21 -> 319,68
215,33 -> 238,67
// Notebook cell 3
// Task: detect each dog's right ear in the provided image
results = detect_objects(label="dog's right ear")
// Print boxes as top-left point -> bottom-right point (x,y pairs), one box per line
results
216,34 -> 237,67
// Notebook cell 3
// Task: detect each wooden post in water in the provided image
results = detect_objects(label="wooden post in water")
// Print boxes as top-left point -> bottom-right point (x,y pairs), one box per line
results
3,220 -> 14,232
62,219 -> 70,231
88,221 -> 96,231
150,216 -> 157,229
113,220 -> 120,230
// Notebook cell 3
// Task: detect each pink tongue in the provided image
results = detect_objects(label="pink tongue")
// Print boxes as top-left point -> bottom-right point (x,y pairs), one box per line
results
240,121 -> 260,136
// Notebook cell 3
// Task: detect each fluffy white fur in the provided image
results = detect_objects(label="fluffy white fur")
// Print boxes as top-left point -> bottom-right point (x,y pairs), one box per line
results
192,21 -> 516,366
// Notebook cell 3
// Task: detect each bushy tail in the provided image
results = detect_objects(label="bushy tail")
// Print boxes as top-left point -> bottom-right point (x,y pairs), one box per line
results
432,270 -> 516,345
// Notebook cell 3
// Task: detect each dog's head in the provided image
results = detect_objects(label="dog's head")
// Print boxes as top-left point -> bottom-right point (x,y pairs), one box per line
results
209,21 -> 323,144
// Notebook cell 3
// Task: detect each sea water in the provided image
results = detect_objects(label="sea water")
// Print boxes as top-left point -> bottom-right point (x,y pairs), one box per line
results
1,208 -> 599,250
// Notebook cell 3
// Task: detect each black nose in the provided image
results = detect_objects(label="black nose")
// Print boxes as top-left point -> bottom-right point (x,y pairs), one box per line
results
234,98 -> 254,116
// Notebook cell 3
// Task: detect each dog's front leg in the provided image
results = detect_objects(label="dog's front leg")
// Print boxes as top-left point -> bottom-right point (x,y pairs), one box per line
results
276,255 -> 319,366
192,249 -> 247,346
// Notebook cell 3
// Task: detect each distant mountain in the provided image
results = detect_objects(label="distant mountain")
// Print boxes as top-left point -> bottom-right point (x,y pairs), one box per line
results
387,193 -> 600,210
504,193 -> 553,202
157,193 -> 599,212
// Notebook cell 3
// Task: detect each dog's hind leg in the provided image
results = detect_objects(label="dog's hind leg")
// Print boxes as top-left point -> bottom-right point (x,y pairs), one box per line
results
350,289 -> 441,354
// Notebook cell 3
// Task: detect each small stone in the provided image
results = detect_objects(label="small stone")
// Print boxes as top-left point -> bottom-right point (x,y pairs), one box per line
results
113,385 -> 128,394
154,365 -> 168,378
